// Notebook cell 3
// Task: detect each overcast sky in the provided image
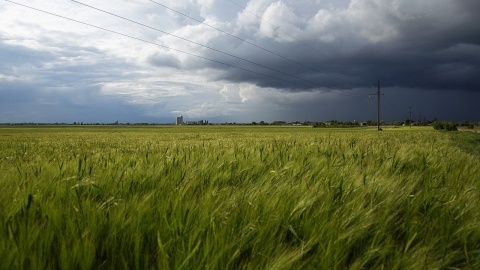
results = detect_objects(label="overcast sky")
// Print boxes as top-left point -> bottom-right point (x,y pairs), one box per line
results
1,0 -> 479,123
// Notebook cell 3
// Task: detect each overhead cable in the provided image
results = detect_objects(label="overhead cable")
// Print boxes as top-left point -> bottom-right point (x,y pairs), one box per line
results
72,0 -> 328,89
227,0 -> 334,61
146,0 -> 353,86
6,0 -> 368,98
5,0 -> 313,89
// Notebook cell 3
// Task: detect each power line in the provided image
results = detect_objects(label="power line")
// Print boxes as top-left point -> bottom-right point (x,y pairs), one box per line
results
146,0 -> 354,88
227,0 -> 334,62
71,0 -> 328,89
228,0 -> 365,90
72,1 -> 367,99
223,0 -> 363,94
7,0 -> 367,99
5,0 -> 314,89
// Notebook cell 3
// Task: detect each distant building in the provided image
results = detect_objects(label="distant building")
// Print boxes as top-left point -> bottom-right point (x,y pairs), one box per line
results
176,116 -> 184,125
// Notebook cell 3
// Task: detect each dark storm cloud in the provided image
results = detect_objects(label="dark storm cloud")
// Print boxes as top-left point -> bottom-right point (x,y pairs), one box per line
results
181,0 -> 480,93
334,43 -> 480,90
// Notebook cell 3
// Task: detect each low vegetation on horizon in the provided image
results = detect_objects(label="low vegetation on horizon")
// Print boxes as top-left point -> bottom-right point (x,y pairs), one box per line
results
0,126 -> 479,269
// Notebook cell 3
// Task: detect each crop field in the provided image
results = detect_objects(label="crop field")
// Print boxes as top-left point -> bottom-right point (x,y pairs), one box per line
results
1,126 -> 479,269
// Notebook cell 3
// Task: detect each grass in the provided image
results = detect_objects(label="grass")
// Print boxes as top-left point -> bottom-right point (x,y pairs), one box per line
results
0,126 -> 479,269
450,131 -> 480,156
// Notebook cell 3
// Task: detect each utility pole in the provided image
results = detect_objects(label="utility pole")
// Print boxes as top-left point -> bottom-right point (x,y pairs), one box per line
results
370,79 -> 383,131
408,106 -> 412,128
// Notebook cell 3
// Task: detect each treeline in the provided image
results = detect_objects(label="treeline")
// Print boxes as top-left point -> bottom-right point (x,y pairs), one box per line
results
0,122 -> 171,126
433,121 -> 478,131
313,121 -> 361,128
1,120 -> 478,128
433,121 -> 458,131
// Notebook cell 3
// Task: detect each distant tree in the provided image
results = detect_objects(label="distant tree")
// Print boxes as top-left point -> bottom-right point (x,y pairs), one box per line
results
433,121 -> 457,131
312,122 -> 326,128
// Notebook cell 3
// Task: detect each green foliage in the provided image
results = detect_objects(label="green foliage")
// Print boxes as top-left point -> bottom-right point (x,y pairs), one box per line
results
0,126 -> 479,269
433,121 -> 458,131
312,121 -> 360,128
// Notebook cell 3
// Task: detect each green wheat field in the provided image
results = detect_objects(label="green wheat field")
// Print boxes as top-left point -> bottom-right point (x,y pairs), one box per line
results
1,126 -> 479,269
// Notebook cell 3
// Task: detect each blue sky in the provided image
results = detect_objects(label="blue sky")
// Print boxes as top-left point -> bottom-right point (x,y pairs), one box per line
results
1,0 -> 479,123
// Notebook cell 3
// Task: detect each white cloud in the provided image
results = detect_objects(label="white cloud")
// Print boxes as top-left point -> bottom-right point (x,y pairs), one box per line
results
219,84 -> 243,103
0,73 -> 16,81
257,1 -> 305,42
